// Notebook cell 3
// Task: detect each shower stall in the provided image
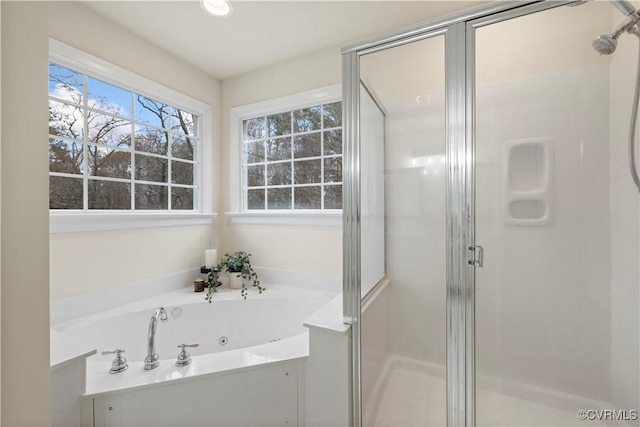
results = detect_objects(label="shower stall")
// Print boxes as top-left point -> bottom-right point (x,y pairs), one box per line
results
343,1 -> 640,426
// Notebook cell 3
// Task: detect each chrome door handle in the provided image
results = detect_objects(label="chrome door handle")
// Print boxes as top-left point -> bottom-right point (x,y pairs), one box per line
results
468,245 -> 484,267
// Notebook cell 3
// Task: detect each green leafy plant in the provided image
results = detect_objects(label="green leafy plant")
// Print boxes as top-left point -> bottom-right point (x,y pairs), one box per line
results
205,251 -> 265,302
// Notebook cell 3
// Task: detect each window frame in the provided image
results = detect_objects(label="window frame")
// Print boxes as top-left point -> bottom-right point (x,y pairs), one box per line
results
49,39 -> 215,233
228,84 -> 342,226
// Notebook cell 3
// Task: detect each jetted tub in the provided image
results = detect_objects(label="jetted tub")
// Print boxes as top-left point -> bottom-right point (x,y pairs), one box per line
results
52,285 -> 334,426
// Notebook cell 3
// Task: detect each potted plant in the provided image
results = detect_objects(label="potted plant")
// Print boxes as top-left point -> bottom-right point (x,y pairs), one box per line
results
205,251 -> 264,302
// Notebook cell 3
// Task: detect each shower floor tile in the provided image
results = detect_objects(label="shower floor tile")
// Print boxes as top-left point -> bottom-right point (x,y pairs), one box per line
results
365,357 -> 628,427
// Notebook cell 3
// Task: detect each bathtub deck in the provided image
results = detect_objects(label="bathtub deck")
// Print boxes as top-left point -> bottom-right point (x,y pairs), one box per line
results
51,283 -> 335,399
51,330 -> 97,371
82,331 -> 310,398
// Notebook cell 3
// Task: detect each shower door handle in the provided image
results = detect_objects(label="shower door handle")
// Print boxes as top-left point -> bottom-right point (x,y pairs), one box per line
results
468,245 -> 484,268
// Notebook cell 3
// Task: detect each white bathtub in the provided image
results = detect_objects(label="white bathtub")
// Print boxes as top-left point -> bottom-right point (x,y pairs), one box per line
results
52,284 -> 334,400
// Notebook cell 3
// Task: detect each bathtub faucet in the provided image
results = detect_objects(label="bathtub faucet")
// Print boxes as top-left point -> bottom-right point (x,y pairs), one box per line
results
143,307 -> 169,370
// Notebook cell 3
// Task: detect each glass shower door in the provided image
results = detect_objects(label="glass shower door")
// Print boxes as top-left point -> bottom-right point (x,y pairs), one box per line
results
473,3 -> 639,426
359,33 -> 448,427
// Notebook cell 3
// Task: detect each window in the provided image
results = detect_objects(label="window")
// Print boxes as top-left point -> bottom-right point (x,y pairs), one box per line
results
48,42 -> 208,213
235,86 -> 342,213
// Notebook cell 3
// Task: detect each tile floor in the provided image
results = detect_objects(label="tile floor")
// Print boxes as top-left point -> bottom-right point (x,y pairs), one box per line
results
364,359 -> 633,427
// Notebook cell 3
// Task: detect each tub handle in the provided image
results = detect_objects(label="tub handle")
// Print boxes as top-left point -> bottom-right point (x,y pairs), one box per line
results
101,348 -> 125,355
178,343 -> 199,349
175,343 -> 199,367
101,349 -> 128,374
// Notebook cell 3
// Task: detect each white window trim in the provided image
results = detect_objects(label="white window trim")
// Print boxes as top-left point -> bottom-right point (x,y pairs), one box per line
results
228,84 -> 342,227
50,213 -> 216,234
225,211 -> 341,226
49,39 -> 214,233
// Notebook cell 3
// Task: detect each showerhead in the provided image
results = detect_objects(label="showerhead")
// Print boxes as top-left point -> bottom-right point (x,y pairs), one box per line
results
593,33 -> 619,55
592,1 -> 640,56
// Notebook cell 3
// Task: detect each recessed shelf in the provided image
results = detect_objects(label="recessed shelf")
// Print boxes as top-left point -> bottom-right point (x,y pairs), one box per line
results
503,138 -> 554,226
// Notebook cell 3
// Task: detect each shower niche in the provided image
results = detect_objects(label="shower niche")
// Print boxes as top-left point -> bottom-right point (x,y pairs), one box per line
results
503,137 -> 554,225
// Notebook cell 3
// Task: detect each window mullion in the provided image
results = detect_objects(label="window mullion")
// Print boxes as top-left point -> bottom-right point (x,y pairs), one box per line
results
167,109 -> 173,211
263,116 -> 268,210
241,122 -> 246,211
131,91 -> 136,210
320,105 -> 325,210
290,111 -> 295,210
83,73 -> 89,211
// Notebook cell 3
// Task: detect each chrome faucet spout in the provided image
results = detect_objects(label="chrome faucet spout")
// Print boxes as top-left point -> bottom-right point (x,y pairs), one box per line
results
143,307 -> 168,370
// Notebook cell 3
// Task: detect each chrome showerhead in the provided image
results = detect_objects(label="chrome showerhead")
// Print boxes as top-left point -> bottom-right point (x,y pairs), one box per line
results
593,34 -> 619,55
592,3 -> 640,57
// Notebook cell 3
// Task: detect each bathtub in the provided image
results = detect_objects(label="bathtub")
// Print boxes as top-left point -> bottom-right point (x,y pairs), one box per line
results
51,284 -> 335,426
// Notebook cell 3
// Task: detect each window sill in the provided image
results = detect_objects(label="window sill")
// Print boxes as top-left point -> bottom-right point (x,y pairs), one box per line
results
225,211 -> 342,227
50,212 -> 216,234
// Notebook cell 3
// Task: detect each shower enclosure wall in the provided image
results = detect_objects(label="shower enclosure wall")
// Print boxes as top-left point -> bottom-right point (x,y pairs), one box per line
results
343,1 -> 640,426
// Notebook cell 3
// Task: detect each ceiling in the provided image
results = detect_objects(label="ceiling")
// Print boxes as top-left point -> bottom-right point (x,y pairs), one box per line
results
83,1 -> 487,80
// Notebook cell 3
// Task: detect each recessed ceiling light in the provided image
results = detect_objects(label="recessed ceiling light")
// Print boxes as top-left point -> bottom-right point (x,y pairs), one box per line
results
201,0 -> 233,17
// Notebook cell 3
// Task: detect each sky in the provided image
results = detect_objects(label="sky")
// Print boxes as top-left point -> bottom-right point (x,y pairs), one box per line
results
48,62 -> 188,131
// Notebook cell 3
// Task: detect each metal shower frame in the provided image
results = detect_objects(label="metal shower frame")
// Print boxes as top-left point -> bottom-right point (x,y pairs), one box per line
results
341,1 -> 579,426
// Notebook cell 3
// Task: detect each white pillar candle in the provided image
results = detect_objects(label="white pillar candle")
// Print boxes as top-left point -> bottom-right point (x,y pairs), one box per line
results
205,249 -> 218,269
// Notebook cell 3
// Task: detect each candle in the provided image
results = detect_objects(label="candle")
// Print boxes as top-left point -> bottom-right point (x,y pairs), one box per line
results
205,249 -> 218,269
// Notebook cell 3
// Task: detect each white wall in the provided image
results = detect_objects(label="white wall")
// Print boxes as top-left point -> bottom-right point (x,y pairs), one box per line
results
609,7 -> 640,411
48,2 -> 222,300
1,2 -> 51,425
50,227 -> 212,300
475,2 -> 609,85
221,47 -> 342,277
